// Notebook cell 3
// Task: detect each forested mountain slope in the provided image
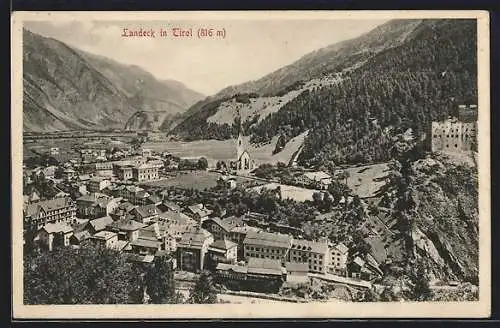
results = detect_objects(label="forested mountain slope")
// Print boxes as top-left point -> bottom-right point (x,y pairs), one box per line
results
171,19 -> 477,168
251,19 -> 477,166
167,19 -> 424,137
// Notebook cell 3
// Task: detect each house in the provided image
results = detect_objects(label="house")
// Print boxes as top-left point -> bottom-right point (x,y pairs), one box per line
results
24,197 -> 77,230
243,230 -> 293,263
76,193 -> 121,219
285,262 -> 309,284
106,219 -> 146,242
34,222 -> 74,251
142,148 -> 152,157
288,238 -> 329,274
132,163 -> 159,182
146,194 -> 162,205
130,204 -> 160,224
117,185 -> 151,205
302,171 -> 332,190
78,174 -> 92,183
85,215 -> 114,235
202,217 -> 232,240
62,168 -> 76,181
176,228 -> 214,272
328,242 -> 349,276
184,204 -> 213,224
90,231 -> 119,249
42,166 -> 57,179
217,175 -> 237,189
229,225 -> 262,258
114,164 -> 134,181
158,210 -> 198,241
130,237 -> 162,255
157,200 -> 181,212
25,189 -> 41,204
87,177 -> 111,193
70,230 -> 92,246
348,255 -> 383,281
49,147 -> 59,156
208,238 -> 238,264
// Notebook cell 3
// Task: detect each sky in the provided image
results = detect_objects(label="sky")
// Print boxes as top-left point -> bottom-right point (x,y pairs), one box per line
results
24,19 -> 388,96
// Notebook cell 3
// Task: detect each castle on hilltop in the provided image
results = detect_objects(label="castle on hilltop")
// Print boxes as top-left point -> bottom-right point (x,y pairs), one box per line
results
431,104 -> 478,153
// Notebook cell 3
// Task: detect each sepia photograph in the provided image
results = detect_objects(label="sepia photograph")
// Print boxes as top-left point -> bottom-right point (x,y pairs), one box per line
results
11,10 -> 490,319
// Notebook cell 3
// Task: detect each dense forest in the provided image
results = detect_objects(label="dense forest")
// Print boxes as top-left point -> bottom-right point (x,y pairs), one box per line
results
249,20 -> 477,166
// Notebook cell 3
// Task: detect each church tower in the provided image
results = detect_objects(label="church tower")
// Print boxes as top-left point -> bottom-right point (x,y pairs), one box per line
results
236,109 -> 244,161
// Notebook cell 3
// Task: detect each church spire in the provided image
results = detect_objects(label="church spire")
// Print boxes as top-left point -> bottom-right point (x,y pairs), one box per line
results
236,109 -> 244,160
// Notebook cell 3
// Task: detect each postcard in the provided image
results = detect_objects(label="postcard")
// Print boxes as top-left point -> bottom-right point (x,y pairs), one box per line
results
11,10 -> 490,319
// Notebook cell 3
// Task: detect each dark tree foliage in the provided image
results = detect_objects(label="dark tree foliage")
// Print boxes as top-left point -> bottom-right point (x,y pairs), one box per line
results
24,242 -> 143,304
188,271 -> 218,304
171,97 -> 233,140
249,20 -> 477,166
144,256 -> 176,304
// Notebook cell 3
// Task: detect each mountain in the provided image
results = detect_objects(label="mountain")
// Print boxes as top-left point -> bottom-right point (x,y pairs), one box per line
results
170,19 -> 477,168
168,19 -> 424,137
23,29 -> 204,132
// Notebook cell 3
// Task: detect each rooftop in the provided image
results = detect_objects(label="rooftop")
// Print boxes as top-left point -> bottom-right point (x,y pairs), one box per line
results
92,231 -> 117,240
247,257 -> 284,276
107,219 -> 146,232
209,239 -> 237,251
42,222 -> 73,234
88,216 -> 114,232
243,230 -> 292,249
178,228 -> 213,249
133,204 -> 159,219
130,237 -> 160,249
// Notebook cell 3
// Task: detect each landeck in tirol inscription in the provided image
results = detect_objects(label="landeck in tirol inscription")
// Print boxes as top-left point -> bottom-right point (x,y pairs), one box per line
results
11,11 -> 490,320
121,26 -> 226,38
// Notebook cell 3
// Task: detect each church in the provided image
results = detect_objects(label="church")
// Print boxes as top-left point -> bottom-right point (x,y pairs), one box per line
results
230,113 -> 255,174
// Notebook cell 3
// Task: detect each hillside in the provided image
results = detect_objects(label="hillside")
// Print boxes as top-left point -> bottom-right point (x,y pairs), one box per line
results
125,111 -> 177,131
168,19 -> 424,138
252,19 -> 477,166
170,19 -> 477,168
23,29 -> 204,132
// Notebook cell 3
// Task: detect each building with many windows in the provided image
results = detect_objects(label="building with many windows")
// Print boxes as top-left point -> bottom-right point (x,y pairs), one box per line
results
132,163 -> 159,182
431,104 -> 477,153
176,228 -> 214,272
287,238 -> 329,274
243,230 -> 293,263
24,197 -> 76,230
328,242 -> 349,276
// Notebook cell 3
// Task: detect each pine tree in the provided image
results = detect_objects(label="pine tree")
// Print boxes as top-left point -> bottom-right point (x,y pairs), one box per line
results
188,271 -> 218,304
144,256 -> 176,304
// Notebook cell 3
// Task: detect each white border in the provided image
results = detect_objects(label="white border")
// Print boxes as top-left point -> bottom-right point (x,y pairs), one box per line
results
11,10 -> 491,319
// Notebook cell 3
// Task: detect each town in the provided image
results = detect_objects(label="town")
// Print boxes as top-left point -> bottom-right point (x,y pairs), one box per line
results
22,104 -> 479,304
22,118 -> 388,303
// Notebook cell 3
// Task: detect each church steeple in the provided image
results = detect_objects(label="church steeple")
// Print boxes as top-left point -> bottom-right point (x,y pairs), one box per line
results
236,109 -> 244,160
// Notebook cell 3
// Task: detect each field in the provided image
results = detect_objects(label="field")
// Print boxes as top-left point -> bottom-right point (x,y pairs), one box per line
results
142,130 -> 308,168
